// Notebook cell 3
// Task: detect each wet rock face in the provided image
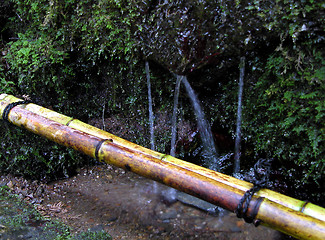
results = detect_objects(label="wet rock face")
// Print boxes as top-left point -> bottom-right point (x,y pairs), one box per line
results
136,0 -> 265,74
138,1 -> 222,74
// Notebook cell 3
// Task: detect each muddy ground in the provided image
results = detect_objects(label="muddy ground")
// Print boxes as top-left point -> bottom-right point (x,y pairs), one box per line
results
1,163 -> 287,240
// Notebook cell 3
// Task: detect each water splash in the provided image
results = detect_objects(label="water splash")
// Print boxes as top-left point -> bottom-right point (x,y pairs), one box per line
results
181,76 -> 219,171
145,61 -> 155,151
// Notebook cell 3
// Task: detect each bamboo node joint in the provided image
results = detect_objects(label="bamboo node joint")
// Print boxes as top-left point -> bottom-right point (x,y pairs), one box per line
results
2,100 -> 32,124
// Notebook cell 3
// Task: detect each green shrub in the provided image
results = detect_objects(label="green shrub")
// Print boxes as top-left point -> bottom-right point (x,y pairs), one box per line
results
242,46 -> 325,192
0,122 -> 90,181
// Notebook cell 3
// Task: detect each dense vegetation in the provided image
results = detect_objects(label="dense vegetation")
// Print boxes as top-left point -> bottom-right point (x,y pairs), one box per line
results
0,1 -> 324,203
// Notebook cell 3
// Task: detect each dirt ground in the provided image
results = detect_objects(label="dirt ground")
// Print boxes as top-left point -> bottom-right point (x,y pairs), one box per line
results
1,164 -> 286,240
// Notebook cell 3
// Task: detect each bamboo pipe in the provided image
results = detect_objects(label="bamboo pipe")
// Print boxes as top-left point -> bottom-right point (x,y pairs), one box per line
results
1,94 -> 323,223
0,94 -> 324,240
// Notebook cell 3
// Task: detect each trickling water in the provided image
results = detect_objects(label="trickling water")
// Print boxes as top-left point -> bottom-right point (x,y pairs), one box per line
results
170,76 -> 182,157
181,76 -> 219,171
165,75 -> 183,204
145,61 -> 155,151
146,61 -> 160,195
234,57 -> 245,174
166,75 -> 221,212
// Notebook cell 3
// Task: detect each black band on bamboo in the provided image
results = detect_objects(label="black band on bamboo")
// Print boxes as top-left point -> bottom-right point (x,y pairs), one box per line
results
95,139 -> 113,161
236,185 -> 262,223
235,158 -> 272,225
2,100 -> 32,124
300,200 -> 310,213
250,197 -> 264,227
65,118 -> 75,126
95,139 -> 107,160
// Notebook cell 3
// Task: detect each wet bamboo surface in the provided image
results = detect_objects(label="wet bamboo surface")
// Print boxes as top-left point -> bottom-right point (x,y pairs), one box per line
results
1,94 -> 324,240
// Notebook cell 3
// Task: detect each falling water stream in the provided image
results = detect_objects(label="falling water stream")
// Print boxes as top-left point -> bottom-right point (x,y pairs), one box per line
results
180,76 -> 220,171
145,61 -> 160,195
162,75 -> 183,204
145,61 -> 155,151
170,75 -> 182,157
234,57 -> 245,173
163,75 -> 221,213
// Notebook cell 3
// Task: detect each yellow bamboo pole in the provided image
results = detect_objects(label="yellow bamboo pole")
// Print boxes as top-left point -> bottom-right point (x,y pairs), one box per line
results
1,94 -> 323,222
0,94 -> 324,240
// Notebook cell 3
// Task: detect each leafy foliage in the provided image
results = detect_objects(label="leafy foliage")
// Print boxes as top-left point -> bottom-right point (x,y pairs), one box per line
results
202,0 -> 324,201
0,0 -> 147,179
241,0 -> 324,189
0,122 -> 89,181
0,64 -> 15,94
246,47 -> 325,185
4,0 -> 143,116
